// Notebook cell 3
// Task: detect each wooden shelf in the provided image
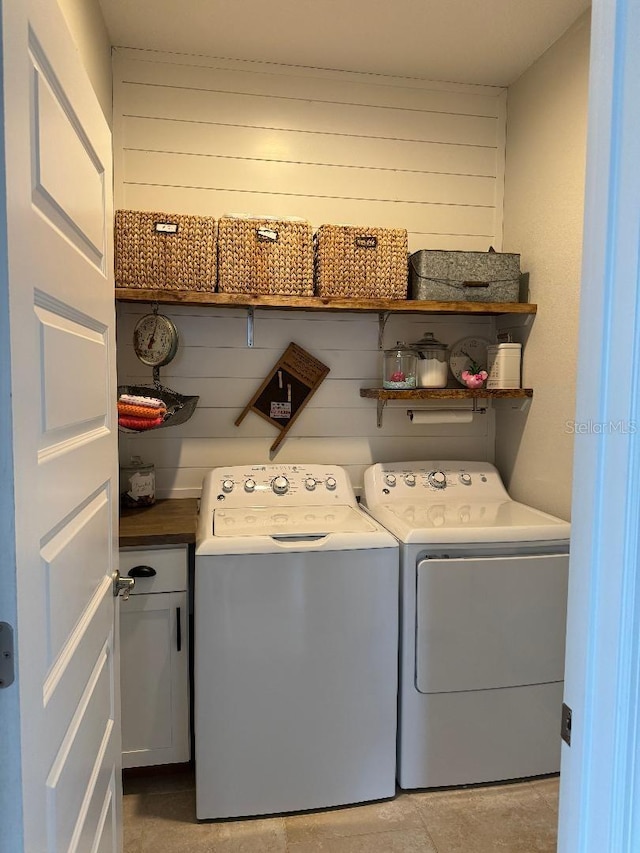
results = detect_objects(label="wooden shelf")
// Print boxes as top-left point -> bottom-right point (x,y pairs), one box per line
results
360,388 -> 534,400
361,387 -> 533,426
115,288 -> 537,316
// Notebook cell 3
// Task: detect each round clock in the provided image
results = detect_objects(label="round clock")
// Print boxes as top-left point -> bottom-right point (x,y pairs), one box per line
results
449,336 -> 492,386
133,313 -> 179,367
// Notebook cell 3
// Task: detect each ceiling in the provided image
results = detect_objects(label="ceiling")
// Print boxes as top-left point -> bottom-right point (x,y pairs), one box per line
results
98,0 -> 590,86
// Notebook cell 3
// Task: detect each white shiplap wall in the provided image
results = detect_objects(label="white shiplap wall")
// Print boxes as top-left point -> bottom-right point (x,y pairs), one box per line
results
113,50 -> 506,497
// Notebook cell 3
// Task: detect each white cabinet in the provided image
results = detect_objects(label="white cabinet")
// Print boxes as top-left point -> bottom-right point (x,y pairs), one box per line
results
119,545 -> 191,768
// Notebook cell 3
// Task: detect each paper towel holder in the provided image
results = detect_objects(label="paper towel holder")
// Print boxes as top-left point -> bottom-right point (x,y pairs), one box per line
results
407,398 -> 487,419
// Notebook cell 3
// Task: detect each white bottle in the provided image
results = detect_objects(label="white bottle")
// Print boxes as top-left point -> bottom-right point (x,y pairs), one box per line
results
486,343 -> 522,389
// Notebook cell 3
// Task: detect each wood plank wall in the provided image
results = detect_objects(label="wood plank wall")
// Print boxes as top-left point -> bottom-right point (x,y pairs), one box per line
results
113,49 -> 506,497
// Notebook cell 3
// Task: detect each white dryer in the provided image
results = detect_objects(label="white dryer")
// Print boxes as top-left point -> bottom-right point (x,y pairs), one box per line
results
195,464 -> 399,819
363,460 -> 570,790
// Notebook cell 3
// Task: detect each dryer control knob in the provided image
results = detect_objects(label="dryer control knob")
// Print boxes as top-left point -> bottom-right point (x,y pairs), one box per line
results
428,470 -> 447,489
305,477 -> 317,491
244,478 -> 256,493
326,477 -> 337,491
272,476 -> 289,495
222,479 -> 234,493
404,474 -> 416,486
384,473 -> 397,487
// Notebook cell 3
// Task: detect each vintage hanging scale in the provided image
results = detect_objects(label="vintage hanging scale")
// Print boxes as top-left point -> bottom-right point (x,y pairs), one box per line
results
120,304 -> 199,429
133,306 -> 179,370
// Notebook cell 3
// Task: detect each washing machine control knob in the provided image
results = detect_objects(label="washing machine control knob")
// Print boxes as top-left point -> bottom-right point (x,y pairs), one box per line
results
404,474 -> 416,486
244,478 -> 256,493
222,479 -> 234,493
305,477 -> 317,491
459,473 -> 472,486
384,473 -> 397,487
272,476 -> 289,495
428,470 -> 447,489
326,477 -> 337,491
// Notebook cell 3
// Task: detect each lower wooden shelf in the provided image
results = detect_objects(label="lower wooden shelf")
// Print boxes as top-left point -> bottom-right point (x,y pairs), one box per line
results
360,388 -> 533,400
360,387 -> 533,427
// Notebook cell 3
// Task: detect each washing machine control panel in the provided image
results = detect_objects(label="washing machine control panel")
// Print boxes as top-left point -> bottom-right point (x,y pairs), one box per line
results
209,464 -> 357,506
363,461 -> 509,503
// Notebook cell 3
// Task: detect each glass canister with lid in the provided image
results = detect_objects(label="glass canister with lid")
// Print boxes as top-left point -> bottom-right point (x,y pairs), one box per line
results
410,331 -> 449,388
383,342 -> 417,389
120,455 -> 156,508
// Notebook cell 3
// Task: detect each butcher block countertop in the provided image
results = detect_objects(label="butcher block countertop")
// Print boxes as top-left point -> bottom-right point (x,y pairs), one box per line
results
119,498 -> 199,547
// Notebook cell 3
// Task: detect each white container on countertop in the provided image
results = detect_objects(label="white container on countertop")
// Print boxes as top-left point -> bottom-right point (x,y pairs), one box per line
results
486,343 -> 522,389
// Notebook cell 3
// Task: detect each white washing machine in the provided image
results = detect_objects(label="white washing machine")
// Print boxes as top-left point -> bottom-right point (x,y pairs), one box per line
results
195,464 -> 399,819
362,460 -> 570,790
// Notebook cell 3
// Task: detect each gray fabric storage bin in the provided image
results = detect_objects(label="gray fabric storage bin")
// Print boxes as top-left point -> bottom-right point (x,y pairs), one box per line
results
410,249 -> 520,302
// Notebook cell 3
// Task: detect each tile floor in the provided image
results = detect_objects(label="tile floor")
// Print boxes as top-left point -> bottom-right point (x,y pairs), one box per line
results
123,767 -> 559,852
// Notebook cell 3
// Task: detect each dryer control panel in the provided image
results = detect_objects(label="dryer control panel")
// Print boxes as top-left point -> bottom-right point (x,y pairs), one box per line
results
205,464 -> 356,507
363,461 -> 510,504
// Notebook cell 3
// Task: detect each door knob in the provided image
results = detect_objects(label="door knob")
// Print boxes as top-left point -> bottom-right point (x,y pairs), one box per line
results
112,570 -> 135,601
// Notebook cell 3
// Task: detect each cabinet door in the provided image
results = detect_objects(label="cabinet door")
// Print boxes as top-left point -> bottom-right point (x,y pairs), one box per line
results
120,591 -> 190,767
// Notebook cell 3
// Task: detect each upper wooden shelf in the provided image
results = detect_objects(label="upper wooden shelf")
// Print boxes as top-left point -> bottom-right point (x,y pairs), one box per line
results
115,288 -> 537,316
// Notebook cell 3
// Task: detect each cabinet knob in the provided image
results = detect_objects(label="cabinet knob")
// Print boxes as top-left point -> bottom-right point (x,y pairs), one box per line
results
127,565 -> 157,578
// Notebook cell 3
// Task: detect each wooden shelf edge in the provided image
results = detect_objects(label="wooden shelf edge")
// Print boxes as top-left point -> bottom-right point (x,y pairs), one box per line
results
115,289 -> 537,316
360,388 -> 534,400
119,498 -> 198,546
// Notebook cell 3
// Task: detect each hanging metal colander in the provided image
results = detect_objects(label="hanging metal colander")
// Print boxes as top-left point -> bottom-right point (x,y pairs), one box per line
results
117,381 -> 199,431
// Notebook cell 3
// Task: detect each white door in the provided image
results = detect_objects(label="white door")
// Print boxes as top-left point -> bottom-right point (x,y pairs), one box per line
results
558,0 -> 640,851
0,0 -> 121,850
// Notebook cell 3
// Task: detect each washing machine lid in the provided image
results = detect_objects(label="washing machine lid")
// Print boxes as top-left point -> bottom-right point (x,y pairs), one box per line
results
214,504 -> 376,537
197,504 -> 398,554
367,499 -> 570,544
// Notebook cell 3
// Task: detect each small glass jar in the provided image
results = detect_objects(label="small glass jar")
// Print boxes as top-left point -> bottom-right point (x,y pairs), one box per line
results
411,331 -> 449,388
383,342 -> 417,389
120,455 -> 156,508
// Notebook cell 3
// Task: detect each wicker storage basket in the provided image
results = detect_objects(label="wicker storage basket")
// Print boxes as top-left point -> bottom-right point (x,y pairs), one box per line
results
217,216 -> 314,296
314,224 -> 408,299
115,210 -> 217,291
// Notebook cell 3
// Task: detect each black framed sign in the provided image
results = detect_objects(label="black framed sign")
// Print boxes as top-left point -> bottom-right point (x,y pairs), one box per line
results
235,342 -> 330,453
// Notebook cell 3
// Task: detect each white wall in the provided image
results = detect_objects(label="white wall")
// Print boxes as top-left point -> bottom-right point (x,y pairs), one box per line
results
497,11 -> 590,520
57,0 -> 112,125
117,307 -> 496,496
112,51 -> 509,496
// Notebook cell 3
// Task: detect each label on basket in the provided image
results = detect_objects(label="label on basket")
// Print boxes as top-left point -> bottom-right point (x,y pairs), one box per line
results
155,221 -> 179,234
270,401 -> 291,419
355,235 -> 377,249
256,227 -> 279,242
